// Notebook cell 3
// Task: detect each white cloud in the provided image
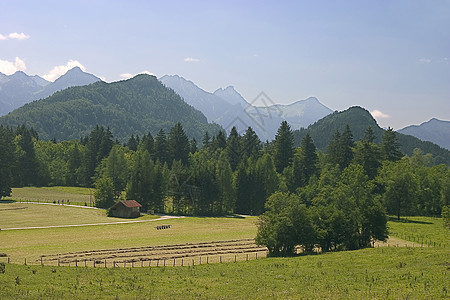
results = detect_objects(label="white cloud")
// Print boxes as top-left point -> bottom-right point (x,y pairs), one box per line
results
371,110 -> 390,119
43,60 -> 86,82
418,58 -> 431,64
0,32 -> 30,41
184,57 -> 200,62
0,57 -> 27,75
120,73 -> 133,79
120,70 -> 155,80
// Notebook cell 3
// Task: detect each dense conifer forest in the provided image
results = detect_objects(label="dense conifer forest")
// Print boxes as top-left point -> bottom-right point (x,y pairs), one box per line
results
1,119 -> 449,256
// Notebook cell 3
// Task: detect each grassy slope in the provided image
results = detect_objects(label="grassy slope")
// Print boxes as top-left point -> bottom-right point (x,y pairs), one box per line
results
0,202 -> 257,261
0,247 -> 448,299
7,187 -> 95,206
0,191 -> 448,299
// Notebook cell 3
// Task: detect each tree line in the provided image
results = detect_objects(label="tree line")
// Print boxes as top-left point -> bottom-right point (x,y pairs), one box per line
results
1,122 -> 449,254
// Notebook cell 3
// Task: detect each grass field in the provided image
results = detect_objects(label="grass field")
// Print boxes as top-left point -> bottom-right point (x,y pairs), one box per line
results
0,188 -> 449,299
0,247 -> 448,299
0,202 -> 258,263
6,187 -> 95,206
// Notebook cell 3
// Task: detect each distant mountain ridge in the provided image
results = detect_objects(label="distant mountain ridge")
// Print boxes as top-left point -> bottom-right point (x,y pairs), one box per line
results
160,75 -> 333,141
293,106 -> 450,165
398,118 -> 450,150
0,67 -> 101,116
0,74 -> 221,142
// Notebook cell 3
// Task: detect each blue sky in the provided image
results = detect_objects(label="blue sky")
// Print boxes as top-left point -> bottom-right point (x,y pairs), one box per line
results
1,0 -> 449,129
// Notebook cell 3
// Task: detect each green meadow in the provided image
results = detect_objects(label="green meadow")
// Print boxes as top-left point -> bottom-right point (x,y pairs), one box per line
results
0,188 -> 448,299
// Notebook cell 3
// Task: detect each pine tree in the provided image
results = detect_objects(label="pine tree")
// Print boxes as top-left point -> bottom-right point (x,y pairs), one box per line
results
14,125 -> 39,186
167,122 -> 190,166
225,126 -> 242,171
216,151 -> 235,214
273,121 -> 294,173
80,126 -> 114,187
154,129 -> 167,164
0,126 -> 15,198
126,135 -> 139,151
381,127 -> 403,162
66,144 -> 82,186
241,127 -> 261,158
138,132 -> 155,159
353,126 -> 381,179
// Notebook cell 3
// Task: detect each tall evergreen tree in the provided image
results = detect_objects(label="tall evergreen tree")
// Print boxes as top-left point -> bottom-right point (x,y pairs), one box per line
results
241,127 -> 261,158
125,135 -> 139,151
167,122 -> 190,166
353,126 -> 381,179
154,129 -> 167,164
80,126 -> 114,187
14,125 -> 39,186
254,153 -> 279,214
225,126 -> 242,171
126,150 -> 155,211
381,127 -> 403,162
216,151 -> 235,214
273,121 -> 294,173
66,144 -> 82,186
138,132 -> 155,159
0,126 -> 15,198
339,125 -> 354,170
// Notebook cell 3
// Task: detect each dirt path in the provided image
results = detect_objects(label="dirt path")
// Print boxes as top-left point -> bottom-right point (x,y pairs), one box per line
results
1,215 -> 182,231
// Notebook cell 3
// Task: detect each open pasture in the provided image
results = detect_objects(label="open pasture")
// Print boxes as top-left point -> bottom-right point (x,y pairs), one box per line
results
0,247 -> 448,299
7,186 -> 95,206
0,202 -> 259,264
0,201 -> 448,299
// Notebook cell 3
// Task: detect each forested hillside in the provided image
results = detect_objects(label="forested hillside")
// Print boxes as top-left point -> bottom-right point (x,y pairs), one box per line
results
0,74 -> 221,142
293,106 -> 450,165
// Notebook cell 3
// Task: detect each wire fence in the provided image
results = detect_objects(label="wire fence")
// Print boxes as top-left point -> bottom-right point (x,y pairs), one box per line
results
0,250 -> 269,268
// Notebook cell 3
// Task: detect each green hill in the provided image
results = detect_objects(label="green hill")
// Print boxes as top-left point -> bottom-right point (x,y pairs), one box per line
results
293,106 -> 450,165
0,74 -> 221,142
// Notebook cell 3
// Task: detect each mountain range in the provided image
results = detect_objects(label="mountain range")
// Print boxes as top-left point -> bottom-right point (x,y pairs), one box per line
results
160,75 -> 333,141
293,106 -> 450,165
0,67 -> 101,116
0,74 -> 220,142
1,67 -> 448,160
398,118 -> 450,150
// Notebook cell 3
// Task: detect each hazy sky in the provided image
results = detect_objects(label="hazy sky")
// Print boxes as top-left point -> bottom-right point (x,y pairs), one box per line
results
1,0 -> 449,129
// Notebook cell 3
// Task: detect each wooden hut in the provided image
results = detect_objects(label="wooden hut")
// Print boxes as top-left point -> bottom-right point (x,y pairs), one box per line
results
108,200 -> 142,218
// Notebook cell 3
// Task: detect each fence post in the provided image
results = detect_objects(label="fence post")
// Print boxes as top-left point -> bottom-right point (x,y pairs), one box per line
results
24,258 -> 26,265
220,256 -> 222,263
246,254 -> 248,261
75,259 -> 77,267
85,260 -> 87,267
157,260 -> 159,267
164,259 -> 166,267
181,259 -> 183,266
58,259 -> 60,267
173,259 -> 175,267
104,260 -> 107,268
41,257 -> 43,266
192,259 -> 194,266
207,256 -> 209,264
235,255 -> 236,263
8,257 -> 10,264
256,253 -> 258,259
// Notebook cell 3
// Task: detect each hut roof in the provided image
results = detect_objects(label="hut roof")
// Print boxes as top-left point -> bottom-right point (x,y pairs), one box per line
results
119,200 -> 142,208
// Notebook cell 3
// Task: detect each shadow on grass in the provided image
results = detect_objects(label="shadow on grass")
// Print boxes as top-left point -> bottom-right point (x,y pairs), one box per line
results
388,216 -> 433,224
